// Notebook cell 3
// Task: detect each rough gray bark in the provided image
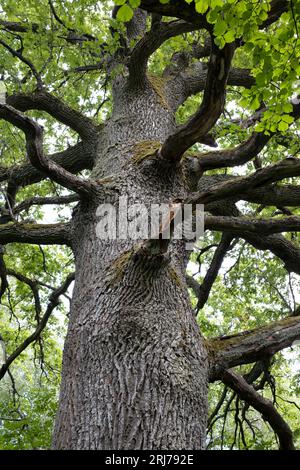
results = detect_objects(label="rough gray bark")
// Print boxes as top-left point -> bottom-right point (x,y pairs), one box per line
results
52,80 -> 209,450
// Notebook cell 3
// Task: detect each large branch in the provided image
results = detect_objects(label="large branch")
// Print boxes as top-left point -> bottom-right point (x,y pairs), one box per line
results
168,63 -> 254,110
0,104 -> 98,196
186,274 -> 201,298
0,142 -> 93,215
140,0 -> 288,26
200,175 -> 300,208
128,20 -> 202,89
195,233 -> 234,310
187,157 -> 300,206
183,99 -> 300,176
201,182 -> 300,275
0,272 -> 75,381
0,39 -> 43,88
205,203 -> 300,276
195,132 -> 270,172
7,91 -> 98,141
0,19 -> 38,33
139,0 -> 207,24
262,0 -> 289,27
204,214 -> 300,236
241,232 -> 300,275
221,369 -> 295,450
146,185 -> 300,270
209,315 -> 300,381
0,141 -> 95,190
160,41 -> 235,162
0,13 -> 98,44
0,222 -> 72,246
14,194 -> 79,215
187,98 -> 300,173
239,184 -> 300,208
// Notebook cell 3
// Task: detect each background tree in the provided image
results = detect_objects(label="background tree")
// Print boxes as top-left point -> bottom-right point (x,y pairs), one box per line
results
0,0 -> 299,450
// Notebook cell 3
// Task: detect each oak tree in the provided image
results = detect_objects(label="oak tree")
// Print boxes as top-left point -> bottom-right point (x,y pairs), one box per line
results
0,0 -> 300,450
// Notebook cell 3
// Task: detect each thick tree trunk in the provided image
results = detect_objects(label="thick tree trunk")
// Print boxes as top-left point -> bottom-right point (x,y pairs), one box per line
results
52,81 -> 209,449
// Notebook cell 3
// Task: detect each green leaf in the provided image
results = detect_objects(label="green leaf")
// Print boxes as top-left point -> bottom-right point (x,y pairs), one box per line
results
214,35 -> 226,49
214,19 -> 227,36
250,96 -> 260,110
255,72 -> 266,86
211,0 -> 223,7
207,8 -> 219,23
281,114 -> 294,124
224,30 -> 235,43
282,103 -> 293,113
259,10 -> 268,21
195,0 -> 209,14
116,4 -> 134,22
129,0 -> 141,7
278,120 -> 289,131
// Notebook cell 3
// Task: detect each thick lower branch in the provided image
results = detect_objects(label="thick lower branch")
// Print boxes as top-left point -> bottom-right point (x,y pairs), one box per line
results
195,233 -> 234,310
193,132 -> 270,172
14,194 -> 79,215
238,184 -> 300,207
183,96 -> 300,175
198,175 -> 300,208
242,232 -> 300,275
0,272 -> 75,381
204,214 -> 300,235
140,0 -> 288,28
0,222 -> 72,246
168,64 -> 254,110
139,0 -> 208,25
7,90 -> 99,141
0,19 -> 38,32
128,20 -> 201,89
160,42 -> 235,162
0,142 -> 95,189
187,157 -> 300,206
0,104 -> 98,196
204,200 -> 300,275
221,369 -> 295,450
209,316 -> 300,381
